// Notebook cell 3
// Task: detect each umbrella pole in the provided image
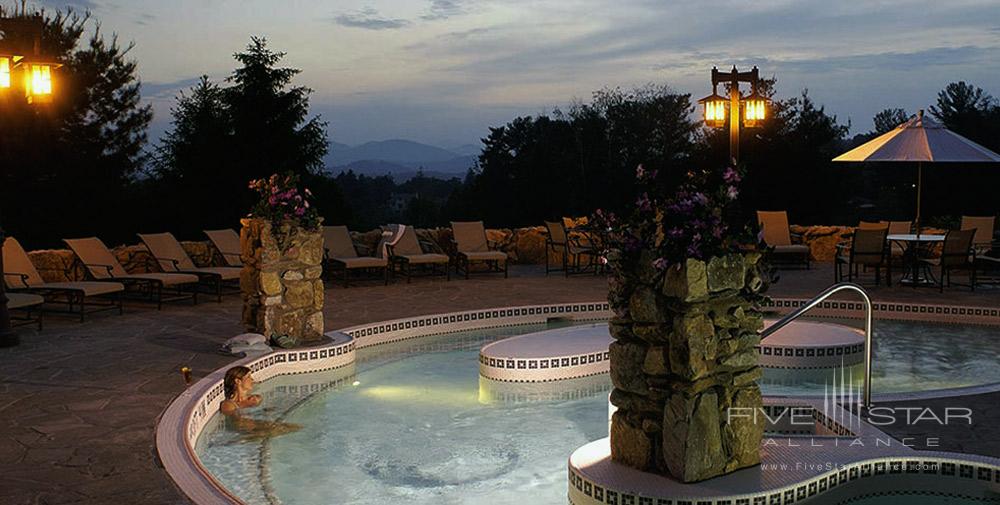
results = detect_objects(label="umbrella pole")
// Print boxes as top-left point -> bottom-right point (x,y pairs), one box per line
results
915,161 -> 922,237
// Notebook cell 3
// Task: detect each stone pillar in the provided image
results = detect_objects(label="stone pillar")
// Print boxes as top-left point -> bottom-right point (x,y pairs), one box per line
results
240,218 -> 325,344
608,252 -> 767,483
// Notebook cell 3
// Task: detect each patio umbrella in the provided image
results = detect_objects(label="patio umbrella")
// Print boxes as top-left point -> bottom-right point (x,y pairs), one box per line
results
833,109 -> 1000,233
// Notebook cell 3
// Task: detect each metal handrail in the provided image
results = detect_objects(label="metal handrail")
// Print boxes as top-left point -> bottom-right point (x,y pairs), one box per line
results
760,282 -> 874,407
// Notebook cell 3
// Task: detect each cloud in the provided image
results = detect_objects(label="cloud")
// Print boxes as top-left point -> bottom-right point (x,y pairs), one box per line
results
142,76 -> 204,100
36,0 -> 99,10
333,7 -> 410,30
421,0 -> 464,20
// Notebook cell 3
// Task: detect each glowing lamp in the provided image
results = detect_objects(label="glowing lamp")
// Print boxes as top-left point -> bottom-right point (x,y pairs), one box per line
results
742,91 -> 768,127
0,56 -> 11,89
23,62 -> 54,103
697,92 -> 728,128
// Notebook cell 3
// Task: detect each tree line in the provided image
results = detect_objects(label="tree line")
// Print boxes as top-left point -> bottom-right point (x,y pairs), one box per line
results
3,7 -> 998,249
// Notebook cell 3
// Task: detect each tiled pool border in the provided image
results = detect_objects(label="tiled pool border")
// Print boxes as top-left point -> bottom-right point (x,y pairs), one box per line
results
568,450 -> 1000,505
156,298 -> 1000,505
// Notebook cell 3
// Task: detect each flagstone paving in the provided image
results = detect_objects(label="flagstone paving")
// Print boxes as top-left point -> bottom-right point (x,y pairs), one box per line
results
0,264 -> 997,504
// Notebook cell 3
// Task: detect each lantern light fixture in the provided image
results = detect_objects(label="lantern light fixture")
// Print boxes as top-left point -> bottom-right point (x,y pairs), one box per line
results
0,55 -> 11,89
697,87 -> 728,128
742,89 -> 768,128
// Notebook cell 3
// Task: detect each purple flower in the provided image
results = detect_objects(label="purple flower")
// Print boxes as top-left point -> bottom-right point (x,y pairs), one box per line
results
726,185 -> 739,200
635,164 -> 646,179
723,167 -> 741,184
652,257 -> 669,271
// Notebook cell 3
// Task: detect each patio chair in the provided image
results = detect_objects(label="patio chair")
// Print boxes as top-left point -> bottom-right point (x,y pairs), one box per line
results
322,225 -> 388,287
204,229 -> 243,267
138,232 -> 241,302
756,211 -> 810,269
384,226 -> 450,283
961,215 -> 996,255
544,220 -> 598,276
6,292 -> 44,330
451,221 -> 508,279
835,228 -> 889,286
65,237 -> 200,309
918,229 -> 976,292
3,237 -> 124,321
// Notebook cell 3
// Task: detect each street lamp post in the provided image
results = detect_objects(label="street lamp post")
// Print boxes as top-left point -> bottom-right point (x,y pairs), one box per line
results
698,66 -> 769,165
0,15 -> 60,347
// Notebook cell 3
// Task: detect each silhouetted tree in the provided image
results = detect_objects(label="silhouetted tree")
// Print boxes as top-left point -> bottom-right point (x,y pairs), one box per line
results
872,108 -> 909,134
153,37 -> 337,234
0,7 -> 152,247
930,81 -> 999,152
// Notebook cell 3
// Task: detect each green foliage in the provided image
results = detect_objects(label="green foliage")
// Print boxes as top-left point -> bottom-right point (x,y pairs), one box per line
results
0,8 -> 152,248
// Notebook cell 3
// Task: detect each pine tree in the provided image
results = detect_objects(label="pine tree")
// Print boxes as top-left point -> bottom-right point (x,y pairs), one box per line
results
0,8 -> 152,247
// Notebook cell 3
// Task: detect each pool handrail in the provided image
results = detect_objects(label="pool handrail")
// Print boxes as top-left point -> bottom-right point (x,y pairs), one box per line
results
760,282 -> 874,407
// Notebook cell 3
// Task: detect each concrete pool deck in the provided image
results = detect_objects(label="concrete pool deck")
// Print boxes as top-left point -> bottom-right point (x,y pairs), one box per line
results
1,263 -> 998,504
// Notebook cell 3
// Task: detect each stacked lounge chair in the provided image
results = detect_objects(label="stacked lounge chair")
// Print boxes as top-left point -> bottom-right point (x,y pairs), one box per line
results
757,211 -> 810,269
3,237 -> 124,321
322,225 -> 388,287
204,229 -> 243,267
138,232 -> 241,302
65,237 -> 200,309
385,226 -> 450,283
451,221 -> 507,279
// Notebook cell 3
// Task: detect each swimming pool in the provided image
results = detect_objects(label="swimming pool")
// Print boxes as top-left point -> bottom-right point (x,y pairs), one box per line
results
195,318 -> 1000,505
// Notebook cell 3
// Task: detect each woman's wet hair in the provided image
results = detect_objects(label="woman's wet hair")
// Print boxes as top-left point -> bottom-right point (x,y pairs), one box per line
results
224,366 -> 251,400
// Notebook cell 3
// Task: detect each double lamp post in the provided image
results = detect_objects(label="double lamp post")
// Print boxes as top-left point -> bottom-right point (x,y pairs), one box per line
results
698,65 -> 768,164
0,15 -> 60,347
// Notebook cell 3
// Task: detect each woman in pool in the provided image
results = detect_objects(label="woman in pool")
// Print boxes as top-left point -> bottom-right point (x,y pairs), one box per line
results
221,366 -> 300,439
221,366 -> 262,415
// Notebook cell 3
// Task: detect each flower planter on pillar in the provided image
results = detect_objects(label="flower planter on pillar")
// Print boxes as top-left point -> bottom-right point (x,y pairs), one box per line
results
240,218 -> 325,344
609,251 -> 767,483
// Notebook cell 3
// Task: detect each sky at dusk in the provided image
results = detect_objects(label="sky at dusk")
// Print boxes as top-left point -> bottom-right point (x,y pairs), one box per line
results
38,0 -> 1000,150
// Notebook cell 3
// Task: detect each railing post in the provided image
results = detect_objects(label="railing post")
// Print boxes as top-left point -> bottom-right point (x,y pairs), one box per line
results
761,282 -> 873,407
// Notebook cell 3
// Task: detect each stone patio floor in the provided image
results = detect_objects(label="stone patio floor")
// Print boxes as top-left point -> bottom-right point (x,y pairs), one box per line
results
0,263 -> 998,504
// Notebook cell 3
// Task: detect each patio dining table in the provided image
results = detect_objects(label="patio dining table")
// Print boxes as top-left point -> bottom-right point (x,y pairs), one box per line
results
887,233 -> 945,286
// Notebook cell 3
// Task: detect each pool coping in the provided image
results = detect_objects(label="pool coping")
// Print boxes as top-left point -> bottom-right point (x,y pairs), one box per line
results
155,298 -> 1000,505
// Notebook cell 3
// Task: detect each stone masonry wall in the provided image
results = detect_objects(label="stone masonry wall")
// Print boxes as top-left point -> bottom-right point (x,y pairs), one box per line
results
240,219 -> 324,343
608,252 -> 768,483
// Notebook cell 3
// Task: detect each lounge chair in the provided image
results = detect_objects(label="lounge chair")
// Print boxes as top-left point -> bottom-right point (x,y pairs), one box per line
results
451,221 -> 508,279
3,237 -> 124,321
919,229 -> 976,292
6,292 -> 44,330
835,228 -> 889,286
322,225 -> 388,287
64,237 -> 200,308
385,226 -> 450,283
757,211 -> 810,269
138,232 -> 241,302
544,220 -> 598,276
204,229 -> 243,267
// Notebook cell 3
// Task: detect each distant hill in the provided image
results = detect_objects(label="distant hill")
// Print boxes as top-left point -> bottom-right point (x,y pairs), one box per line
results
325,139 -> 478,180
328,160 -> 466,182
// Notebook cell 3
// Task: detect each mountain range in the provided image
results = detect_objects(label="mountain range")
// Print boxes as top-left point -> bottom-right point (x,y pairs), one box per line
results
325,139 -> 479,180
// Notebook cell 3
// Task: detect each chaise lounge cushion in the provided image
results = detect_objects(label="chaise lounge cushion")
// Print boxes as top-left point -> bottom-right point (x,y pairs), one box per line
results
122,272 -> 201,286
39,281 -> 125,296
184,266 -> 242,280
401,253 -> 450,265
330,256 -> 387,269
7,293 -> 44,310
772,244 -> 810,254
460,251 -> 507,262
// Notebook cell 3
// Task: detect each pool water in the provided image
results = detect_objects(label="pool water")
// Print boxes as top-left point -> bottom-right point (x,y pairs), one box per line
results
195,319 -> 1000,505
